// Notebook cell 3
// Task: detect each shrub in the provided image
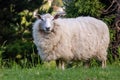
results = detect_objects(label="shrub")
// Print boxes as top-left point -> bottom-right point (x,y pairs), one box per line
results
1,40 -> 41,68
65,0 -> 104,18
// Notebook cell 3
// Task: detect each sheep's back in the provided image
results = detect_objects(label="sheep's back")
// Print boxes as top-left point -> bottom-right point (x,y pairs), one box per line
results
54,17 -> 109,60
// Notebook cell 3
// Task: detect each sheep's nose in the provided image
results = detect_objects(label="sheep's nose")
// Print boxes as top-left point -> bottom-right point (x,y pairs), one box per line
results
46,27 -> 50,31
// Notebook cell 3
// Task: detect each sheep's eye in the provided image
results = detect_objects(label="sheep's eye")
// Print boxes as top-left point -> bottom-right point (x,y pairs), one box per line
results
41,18 -> 44,21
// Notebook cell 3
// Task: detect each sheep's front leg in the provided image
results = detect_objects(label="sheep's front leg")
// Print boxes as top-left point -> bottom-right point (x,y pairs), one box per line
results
56,60 -> 65,70
56,60 -> 60,68
61,60 -> 65,70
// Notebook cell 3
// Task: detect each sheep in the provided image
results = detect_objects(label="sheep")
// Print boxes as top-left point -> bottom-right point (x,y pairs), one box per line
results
32,13 -> 110,70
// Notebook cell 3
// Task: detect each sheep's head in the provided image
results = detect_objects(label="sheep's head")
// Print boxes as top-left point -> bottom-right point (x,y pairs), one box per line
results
35,14 -> 60,33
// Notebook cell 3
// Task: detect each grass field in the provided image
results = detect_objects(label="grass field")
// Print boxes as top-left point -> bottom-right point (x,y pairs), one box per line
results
0,64 -> 120,80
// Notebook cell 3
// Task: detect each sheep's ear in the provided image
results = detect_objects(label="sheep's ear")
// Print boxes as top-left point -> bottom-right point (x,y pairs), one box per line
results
53,12 -> 66,20
35,14 -> 43,20
53,14 -> 60,20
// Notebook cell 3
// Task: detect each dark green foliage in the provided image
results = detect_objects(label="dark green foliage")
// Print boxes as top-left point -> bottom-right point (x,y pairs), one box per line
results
65,0 -> 104,18
0,0 -> 43,44
0,0 -> 43,68
1,40 -> 41,68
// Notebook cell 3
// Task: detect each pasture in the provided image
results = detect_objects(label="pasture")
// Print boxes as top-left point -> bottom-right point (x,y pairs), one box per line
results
0,63 -> 120,80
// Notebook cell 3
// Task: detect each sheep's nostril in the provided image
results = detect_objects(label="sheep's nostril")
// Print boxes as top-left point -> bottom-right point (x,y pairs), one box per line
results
46,27 -> 50,31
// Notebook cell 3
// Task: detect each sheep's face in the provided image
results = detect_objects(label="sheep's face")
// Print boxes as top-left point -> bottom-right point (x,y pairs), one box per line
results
36,14 -> 60,33
40,17 -> 54,33
35,14 -> 55,33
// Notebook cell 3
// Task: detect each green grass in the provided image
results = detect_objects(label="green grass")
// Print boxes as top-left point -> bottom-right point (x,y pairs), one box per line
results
0,64 -> 120,80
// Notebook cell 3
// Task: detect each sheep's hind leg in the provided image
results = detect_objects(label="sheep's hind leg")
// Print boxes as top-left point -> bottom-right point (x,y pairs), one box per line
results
98,51 -> 107,68
102,59 -> 106,68
56,60 -> 61,69
83,60 -> 90,68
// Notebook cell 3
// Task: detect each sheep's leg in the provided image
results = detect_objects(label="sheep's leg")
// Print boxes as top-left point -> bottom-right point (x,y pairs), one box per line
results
56,60 -> 65,70
102,59 -> 106,68
97,51 -> 107,68
61,60 -> 65,70
83,60 -> 90,68
102,51 -> 107,68
56,60 -> 60,69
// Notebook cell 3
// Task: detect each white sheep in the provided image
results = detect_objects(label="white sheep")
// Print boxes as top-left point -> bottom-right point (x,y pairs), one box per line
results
32,13 -> 110,70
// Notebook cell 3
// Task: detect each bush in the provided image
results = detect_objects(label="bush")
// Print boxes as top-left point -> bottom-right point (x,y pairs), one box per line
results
65,0 -> 104,18
1,40 -> 41,68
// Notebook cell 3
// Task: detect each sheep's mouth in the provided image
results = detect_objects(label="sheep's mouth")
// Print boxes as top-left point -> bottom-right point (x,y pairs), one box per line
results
39,29 -> 54,34
45,31 -> 51,34
45,29 -> 55,34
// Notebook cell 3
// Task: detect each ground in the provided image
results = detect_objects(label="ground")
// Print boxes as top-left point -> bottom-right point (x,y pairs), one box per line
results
0,64 -> 120,80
